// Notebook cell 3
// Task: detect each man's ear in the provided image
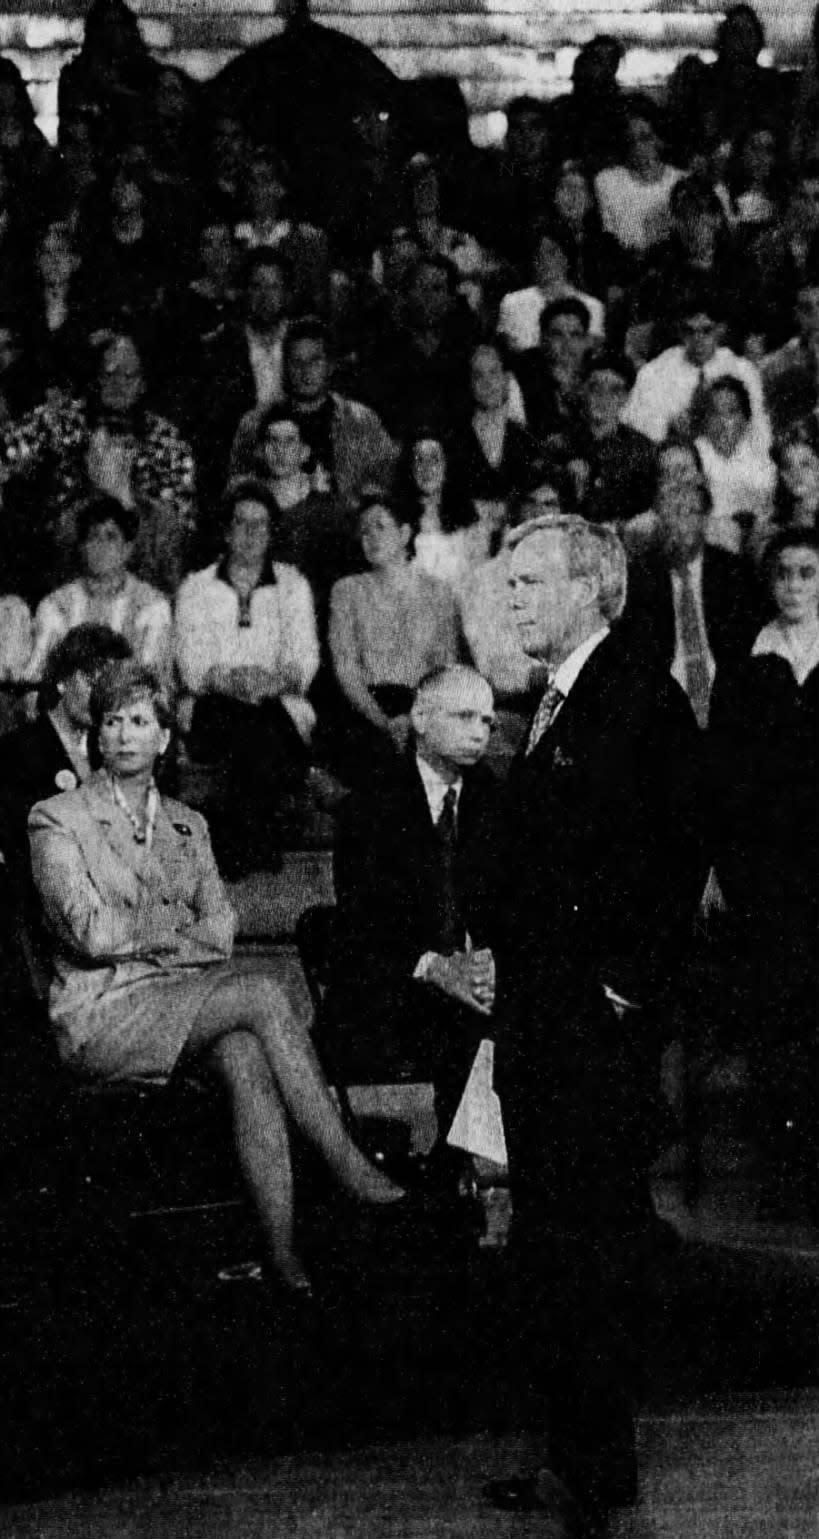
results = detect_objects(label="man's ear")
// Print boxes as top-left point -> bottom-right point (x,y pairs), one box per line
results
575,571 -> 600,612
158,727 -> 172,759
409,699 -> 425,737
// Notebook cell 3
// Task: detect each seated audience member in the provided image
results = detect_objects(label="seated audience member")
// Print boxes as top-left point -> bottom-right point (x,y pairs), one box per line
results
328,664 -> 503,1147
594,105 -> 683,262
547,34 -> 629,174
327,496 -> 461,783
562,350 -> 657,524
0,315 -> 42,426
79,155 -> 169,335
771,419 -> 819,542
233,317 -> 398,514
160,217 -> 240,420
372,153 -> 500,317
709,530 -> 819,1212
630,175 -> 738,359
459,481 -> 557,767
359,254 -> 478,442
694,377 -> 775,555
0,622 -> 132,877
743,162 -> 819,350
515,296 -> 592,455
193,246 -> 294,520
469,95 -> 554,267
25,495 -> 172,686
497,225 -> 605,354
28,221 -> 92,396
28,658 -> 402,1296
546,158 -> 622,302
399,433 -> 488,588
448,341 -> 542,509
622,441 -> 762,727
174,483 -> 320,878
727,124 -> 779,229
0,326 -> 196,598
0,592 -> 32,734
762,265 -> 819,438
201,112 -> 250,228
0,149 -> 37,323
234,145 -> 329,315
622,287 -> 771,453
227,416 -> 358,614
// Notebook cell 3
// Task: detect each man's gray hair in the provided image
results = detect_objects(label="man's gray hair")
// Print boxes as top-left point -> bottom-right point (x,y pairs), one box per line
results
507,513 -> 628,622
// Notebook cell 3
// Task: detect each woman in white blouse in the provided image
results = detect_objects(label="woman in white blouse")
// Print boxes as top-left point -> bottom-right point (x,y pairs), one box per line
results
174,479 -> 320,877
694,376 -> 776,557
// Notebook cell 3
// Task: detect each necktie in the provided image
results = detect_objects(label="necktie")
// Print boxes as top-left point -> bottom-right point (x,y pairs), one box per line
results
525,681 -> 565,756
677,567 -> 711,729
436,785 -> 464,954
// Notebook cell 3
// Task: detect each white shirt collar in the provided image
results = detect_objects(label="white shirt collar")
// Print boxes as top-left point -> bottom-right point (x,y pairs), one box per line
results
670,551 -> 704,587
415,753 -> 462,822
552,626 -> 610,698
752,620 -> 819,685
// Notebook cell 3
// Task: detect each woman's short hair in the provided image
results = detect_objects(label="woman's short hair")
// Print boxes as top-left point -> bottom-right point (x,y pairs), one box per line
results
90,659 -> 172,733
40,623 -> 131,710
222,476 -> 279,528
76,493 -> 139,546
507,512 -> 628,622
763,526 -> 819,580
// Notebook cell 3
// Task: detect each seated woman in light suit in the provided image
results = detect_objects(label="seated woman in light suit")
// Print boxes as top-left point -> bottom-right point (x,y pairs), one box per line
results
28,660 -> 403,1296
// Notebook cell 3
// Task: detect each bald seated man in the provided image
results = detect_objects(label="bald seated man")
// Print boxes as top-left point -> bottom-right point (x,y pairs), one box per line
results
327,664 -> 506,1161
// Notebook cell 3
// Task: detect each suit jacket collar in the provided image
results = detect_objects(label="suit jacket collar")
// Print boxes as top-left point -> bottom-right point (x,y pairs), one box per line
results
518,630 -> 623,769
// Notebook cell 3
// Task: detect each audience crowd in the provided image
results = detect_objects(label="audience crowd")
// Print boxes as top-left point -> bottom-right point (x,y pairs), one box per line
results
0,0 -> 817,1221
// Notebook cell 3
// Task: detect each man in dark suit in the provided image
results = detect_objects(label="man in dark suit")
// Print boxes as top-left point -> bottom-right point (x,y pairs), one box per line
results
622,439 -> 763,727
486,514 -> 706,1531
328,664 -> 503,1146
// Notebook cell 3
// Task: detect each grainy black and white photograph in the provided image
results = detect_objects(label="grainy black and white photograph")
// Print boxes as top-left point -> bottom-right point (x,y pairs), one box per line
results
0,0 -> 816,1533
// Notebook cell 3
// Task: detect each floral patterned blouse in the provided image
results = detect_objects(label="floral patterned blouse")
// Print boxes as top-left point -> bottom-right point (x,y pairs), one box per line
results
0,394 -> 197,593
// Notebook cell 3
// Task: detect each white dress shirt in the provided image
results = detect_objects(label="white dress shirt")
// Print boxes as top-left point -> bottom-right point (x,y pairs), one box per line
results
752,620 -> 819,686
246,322 -> 287,409
622,345 -> 771,455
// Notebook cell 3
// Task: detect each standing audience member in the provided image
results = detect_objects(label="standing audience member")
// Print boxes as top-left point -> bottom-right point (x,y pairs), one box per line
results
328,496 -> 461,783
25,495 -> 172,686
175,483 -> 320,878
710,530 -> 819,1214
486,514 -> 705,1534
329,665 -> 503,1155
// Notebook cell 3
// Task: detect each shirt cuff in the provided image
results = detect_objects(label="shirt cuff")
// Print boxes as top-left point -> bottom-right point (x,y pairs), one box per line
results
414,952 -> 441,981
603,984 -> 638,1012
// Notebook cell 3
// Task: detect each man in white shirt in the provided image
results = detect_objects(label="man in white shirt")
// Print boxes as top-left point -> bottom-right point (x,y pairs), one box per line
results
622,287 -> 771,454
328,665 -> 504,1157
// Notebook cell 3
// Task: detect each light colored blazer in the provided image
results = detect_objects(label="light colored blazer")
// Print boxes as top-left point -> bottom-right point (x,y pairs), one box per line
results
28,771 -> 235,1075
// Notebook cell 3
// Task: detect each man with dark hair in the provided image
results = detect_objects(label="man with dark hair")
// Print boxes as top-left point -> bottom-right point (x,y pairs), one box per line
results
631,174 -> 740,355
192,246 -> 294,528
622,285 -> 771,449
232,316 -> 398,513
358,254 -> 478,441
562,349 -> 657,525
515,295 -> 592,453
547,35 -> 629,173
328,664 -> 504,1152
762,258 -> 819,436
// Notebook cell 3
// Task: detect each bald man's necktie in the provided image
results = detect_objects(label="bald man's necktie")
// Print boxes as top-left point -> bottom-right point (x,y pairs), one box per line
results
678,567 -> 711,729
436,785 -> 464,954
525,681 -> 565,756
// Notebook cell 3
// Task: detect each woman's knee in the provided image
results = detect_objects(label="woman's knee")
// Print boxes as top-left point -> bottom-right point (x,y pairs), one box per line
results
210,1028 -> 273,1095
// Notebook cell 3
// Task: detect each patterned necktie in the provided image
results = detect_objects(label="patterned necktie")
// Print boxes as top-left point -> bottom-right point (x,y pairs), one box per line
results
677,567 -> 711,729
436,785 -> 464,954
525,681 -> 565,756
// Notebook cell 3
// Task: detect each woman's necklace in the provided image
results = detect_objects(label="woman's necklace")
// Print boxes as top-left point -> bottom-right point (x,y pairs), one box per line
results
110,775 -> 159,849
